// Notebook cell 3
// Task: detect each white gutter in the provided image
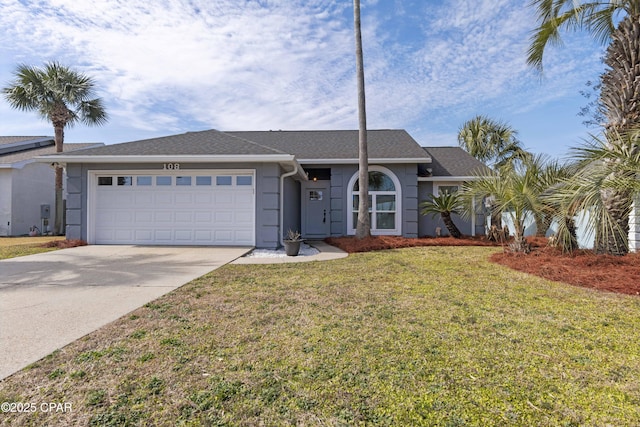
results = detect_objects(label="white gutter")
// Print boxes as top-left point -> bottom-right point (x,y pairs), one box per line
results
35,154 -> 296,165
418,176 -> 483,181
298,157 -> 430,164
279,162 -> 300,247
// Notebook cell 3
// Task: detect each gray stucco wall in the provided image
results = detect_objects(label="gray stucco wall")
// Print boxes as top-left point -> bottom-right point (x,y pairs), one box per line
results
417,181 -> 485,237
65,162 -> 284,248
282,174 -> 301,243
304,163 -> 420,238
65,161 -> 428,246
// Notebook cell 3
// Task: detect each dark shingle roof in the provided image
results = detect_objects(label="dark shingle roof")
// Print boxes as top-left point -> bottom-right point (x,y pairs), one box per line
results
1,143 -> 104,164
60,130 -> 287,157
227,130 -> 430,160
0,136 -> 51,146
423,147 -> 490,177
57,129 -> 430,161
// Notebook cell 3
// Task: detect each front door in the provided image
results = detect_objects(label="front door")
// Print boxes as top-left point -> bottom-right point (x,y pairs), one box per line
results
302,187 -> 330,238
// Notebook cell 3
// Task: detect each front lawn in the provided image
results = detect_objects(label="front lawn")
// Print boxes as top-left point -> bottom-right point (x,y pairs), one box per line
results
1,247 -> 639,426
0,236 -> 65,260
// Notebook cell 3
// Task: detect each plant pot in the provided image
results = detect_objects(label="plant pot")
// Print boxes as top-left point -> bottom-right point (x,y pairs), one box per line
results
283,240 -> 302,256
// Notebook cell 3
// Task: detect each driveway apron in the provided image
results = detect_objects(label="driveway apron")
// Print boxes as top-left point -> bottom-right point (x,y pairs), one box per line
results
0,245 -> 250,380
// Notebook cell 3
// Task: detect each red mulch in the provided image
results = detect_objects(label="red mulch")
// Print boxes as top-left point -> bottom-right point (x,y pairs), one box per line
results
325,236 -> 640,296
325,235 -> 499,253
40,239 -> 88,249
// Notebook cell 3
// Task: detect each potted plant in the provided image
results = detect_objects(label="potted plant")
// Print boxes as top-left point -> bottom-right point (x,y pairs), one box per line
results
283,229 -> 303,256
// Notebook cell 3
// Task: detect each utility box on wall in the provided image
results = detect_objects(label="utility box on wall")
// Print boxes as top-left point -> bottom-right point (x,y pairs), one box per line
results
40,204 -> 50,219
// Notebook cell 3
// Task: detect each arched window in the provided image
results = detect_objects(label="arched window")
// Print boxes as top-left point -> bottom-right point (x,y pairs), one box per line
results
347,166 -> 401,235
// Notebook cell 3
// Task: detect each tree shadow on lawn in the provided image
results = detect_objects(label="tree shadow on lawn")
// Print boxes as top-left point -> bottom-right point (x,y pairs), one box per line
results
326,235 -> 640,296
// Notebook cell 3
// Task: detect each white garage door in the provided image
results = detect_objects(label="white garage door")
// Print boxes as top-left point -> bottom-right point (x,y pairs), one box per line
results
91,171 -> 255,245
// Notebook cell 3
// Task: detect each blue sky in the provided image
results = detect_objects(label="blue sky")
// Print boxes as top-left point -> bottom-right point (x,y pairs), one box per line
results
1,0 -> 606,158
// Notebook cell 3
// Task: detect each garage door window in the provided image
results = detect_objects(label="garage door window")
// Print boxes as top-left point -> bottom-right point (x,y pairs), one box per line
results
137,176 -> 152,186
98,177 -> 112,186
216,176 -> 232,186
156,176 -> 172,186
237,176 -> 252,186
176,176 -> 192,186
118,177 -> 133,186
196,176 -> 212,186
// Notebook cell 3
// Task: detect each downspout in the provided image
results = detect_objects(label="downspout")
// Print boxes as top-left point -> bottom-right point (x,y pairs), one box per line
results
471,196 -> 476,237
279,161 -> 299,247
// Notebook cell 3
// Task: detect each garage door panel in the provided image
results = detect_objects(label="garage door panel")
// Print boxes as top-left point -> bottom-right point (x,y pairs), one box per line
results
93,172 -> 255,245
155,193 -> 173,204
195,193 -> 213,204
235,211 -> 253,223
174,230 -> 193,241
175,193 -> 193,204
154,211 -> 173,222
114,229 -> 133,241
194,230 -> 213,241
135,211 -> 153,223
154,230 -> 173,241
95,229 -> 114,242
214,230 -> 233,243
194,212 -> 212,223
134,229 -> 154,241
235,229 -> 253,240
115,211 -> 134,223
134,193 -> 153,205
175,212 -> 193,222
214,193 -> 233,204
215,211 -> 233,223
236,193 -> 254,204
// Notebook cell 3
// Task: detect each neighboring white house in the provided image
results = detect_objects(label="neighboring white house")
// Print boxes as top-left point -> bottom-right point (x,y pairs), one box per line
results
0,136 -> 102,236
628,196 -> 640,252
502,202 -> 639,253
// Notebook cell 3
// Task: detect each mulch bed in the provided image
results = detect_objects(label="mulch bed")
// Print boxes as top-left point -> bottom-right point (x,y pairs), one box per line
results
40,239 -> 88,249
326,235 -> 640,296
325,235 -> 499,253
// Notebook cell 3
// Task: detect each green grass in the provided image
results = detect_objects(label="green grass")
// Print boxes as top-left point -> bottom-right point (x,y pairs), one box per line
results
1,247 -> 639,426
0,236 -> 64,259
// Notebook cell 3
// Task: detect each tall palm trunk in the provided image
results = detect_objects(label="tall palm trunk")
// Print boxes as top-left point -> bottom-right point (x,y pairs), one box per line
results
597,12 -> 640,255
353,0 -> 370,239
54,125 -> 64,235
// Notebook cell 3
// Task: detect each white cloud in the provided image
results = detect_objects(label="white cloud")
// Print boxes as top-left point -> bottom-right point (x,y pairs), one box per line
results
0,0 -> 607,155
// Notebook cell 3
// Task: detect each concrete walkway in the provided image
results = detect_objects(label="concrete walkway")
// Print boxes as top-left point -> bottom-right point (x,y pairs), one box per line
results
0,245 -> 250,380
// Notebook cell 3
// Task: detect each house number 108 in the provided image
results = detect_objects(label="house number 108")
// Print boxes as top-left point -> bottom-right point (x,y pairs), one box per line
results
163,163 -> 180,170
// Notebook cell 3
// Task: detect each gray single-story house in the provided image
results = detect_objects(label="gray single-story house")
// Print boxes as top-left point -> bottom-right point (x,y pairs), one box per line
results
0,136 -> 102,236
39,129 -> 487,248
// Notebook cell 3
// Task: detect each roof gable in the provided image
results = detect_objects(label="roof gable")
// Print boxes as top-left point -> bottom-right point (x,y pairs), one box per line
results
423,147 -> 490,177
0,137 -> 54,155
51,129 -> 430,163
1,142 -> 104,167
227,130 -> 430,161
61,130 -> 287,157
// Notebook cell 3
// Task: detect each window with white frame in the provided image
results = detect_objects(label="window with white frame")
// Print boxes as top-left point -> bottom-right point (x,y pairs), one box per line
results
437,185 -> 459,195
348,167 -> 401,235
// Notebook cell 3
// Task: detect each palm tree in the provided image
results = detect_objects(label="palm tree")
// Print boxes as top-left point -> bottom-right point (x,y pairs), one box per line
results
420,192 -> 463,238
523,154 -> 577,237
460,162 -> 542,253
3,62 -> 108,235
545,131 -> 640,254
353,0 -> 370,239
458,115 -> 531,235
527,0 -> 640,255
457,115 -> 530,169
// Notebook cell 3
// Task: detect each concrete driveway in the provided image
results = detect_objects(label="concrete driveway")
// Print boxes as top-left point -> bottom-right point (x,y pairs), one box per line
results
0,245 -> 250,380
